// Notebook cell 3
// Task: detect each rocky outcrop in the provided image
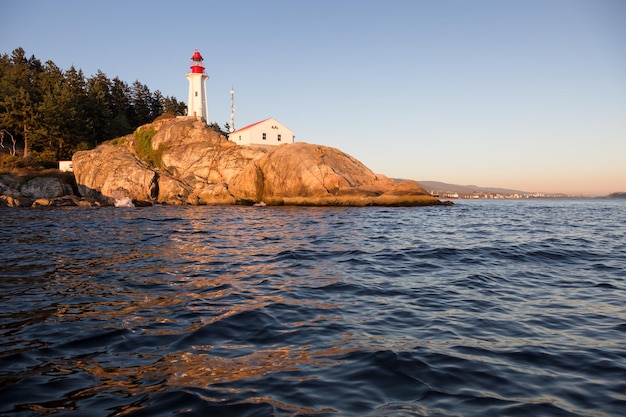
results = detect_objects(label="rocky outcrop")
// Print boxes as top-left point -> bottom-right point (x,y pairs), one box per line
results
70,116 -> 445,206
0,116 -> 445,207
0,173 -> 101,207
229,143 -> 407,205
73,143 -> 159,205
19,176 -> 71,199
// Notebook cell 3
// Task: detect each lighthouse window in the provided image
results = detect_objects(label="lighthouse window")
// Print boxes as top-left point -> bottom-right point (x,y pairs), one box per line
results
195,92 -> 198,97
262,133 -> 267,140
277,134 -> 282,141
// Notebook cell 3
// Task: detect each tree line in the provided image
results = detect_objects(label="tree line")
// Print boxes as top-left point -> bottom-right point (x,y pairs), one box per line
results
0,47 -> 186,168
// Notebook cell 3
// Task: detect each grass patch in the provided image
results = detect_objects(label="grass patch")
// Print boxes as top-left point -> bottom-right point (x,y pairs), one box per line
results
134,127 -> 163,168
110,137 -> 127,146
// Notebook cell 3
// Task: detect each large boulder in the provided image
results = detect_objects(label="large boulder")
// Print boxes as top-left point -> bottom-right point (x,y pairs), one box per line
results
0,173 -> 101,207
73,141 -> 158,205
20,177 -> 69,199
72,116 -> 443,206
228,142 -> 409,205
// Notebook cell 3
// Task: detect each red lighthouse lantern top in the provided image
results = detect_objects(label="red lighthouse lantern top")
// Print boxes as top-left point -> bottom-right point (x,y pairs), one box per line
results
190,49 -> 205,74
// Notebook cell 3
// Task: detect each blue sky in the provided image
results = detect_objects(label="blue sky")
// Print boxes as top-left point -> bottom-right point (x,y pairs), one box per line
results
2,0 -> 625,196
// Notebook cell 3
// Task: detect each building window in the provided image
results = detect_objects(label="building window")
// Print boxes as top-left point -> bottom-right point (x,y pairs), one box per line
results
277,134 -> 281,141
262,133 -> 266,140
239,135 -> 241,141
195,91 -> 198,97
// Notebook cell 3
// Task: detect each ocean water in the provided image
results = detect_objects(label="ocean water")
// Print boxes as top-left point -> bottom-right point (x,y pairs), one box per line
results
0,199 -> 625,417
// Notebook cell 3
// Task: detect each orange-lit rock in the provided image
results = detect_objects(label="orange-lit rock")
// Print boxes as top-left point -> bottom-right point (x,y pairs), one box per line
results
72,116 -> 445,206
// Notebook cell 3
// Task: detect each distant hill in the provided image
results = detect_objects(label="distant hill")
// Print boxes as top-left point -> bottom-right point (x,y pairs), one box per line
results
608,192 -> 626,198
416,180 -> 530,196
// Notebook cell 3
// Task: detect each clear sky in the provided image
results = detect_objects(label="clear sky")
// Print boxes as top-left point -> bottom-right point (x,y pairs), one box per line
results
2,0 -> 625,196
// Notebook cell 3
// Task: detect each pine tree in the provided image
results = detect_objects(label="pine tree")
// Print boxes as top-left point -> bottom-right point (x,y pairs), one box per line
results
150,90 -> 165,120
86,70 -> 114,147
131,80 -> 152,126
109,77 -> 133,138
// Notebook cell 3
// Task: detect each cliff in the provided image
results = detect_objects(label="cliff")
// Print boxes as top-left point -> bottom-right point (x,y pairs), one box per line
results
70,116 -> 445,207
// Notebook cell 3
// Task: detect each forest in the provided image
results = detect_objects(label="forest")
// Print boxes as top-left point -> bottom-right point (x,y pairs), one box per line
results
0,47 -> 187,169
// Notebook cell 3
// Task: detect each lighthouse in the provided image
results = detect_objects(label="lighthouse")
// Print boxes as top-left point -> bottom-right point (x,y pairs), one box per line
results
186,50 -> 209,122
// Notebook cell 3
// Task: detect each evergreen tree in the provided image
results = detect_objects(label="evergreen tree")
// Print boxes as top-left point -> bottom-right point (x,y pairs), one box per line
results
150,90 -> 165,120
131,80 -> 152,126
34,61 -> 65,154
164,96 -> 186,116
109,77 -> 133,138
86,70 -> 113,147
61,66 -> 91,156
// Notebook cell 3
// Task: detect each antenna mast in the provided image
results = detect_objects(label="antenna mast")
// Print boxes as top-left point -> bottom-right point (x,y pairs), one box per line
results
229,84 -> 235,133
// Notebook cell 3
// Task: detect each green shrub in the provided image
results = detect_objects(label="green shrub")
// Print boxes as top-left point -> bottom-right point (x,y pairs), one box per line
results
110,137 -> 127,146
73,141 -> 91,152
0,154 -> 25,170
28,150 -> 58,169
134,127 -> 161,168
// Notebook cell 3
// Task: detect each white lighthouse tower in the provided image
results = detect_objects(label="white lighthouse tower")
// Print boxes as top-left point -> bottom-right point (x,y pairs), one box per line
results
186,49 -> 209,122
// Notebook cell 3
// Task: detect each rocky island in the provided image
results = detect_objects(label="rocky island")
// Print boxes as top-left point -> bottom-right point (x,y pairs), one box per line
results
1,116 -> 448,207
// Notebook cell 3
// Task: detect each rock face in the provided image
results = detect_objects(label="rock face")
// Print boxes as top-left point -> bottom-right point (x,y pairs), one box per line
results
73,143 -> 159,205
72,116 -> 444,206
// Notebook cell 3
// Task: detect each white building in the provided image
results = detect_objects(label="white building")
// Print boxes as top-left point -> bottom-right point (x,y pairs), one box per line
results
58,160 -> 73,172
228,118 -> 294,146
185,50 -> 209,122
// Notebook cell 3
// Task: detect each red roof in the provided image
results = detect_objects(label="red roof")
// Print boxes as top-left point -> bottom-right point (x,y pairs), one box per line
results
191,50 -> 204,61
230,118 -> 271,134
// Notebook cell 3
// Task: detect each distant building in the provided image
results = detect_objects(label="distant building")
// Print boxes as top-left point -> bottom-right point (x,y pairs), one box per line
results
58,160 -> 73,172
228,118 -> 294,146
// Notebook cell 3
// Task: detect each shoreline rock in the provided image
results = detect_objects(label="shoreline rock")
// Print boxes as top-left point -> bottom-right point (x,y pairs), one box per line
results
0,173 -> 103,207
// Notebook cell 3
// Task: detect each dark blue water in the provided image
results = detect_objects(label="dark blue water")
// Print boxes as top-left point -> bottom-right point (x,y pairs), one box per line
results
1,199 -> 625,416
